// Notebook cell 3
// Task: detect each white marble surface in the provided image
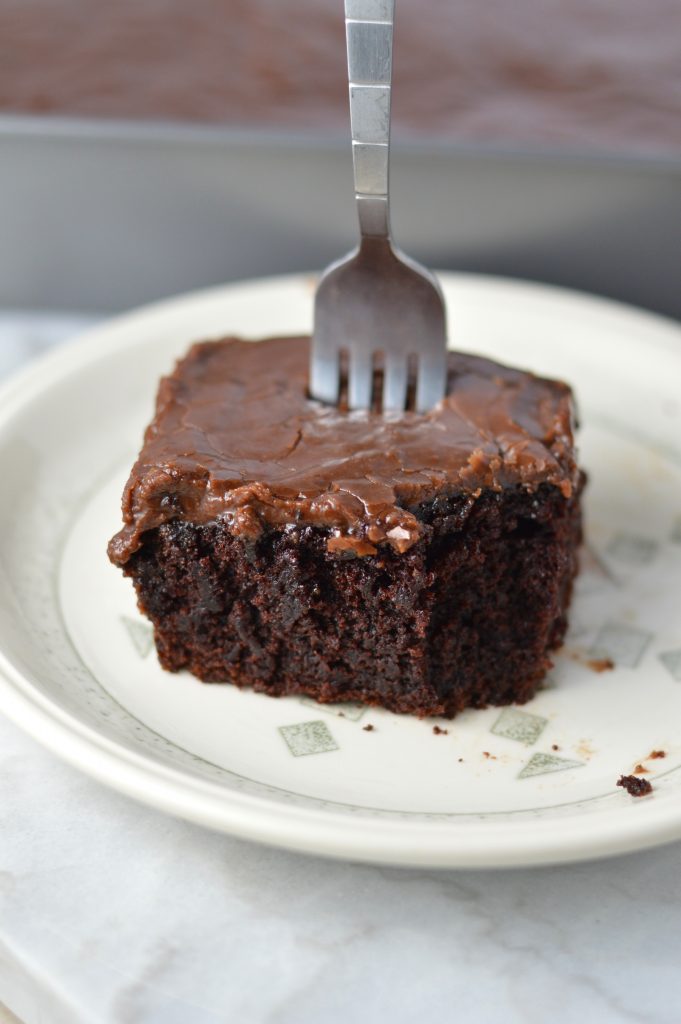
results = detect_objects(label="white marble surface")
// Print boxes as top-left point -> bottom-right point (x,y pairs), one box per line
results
2,315 -> 681,1024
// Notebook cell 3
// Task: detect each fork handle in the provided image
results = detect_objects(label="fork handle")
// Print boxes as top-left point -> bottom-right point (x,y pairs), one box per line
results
345,0 -> 394,239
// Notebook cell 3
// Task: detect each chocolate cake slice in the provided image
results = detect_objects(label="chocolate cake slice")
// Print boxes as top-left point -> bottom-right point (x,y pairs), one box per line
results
108,336 -> 583,717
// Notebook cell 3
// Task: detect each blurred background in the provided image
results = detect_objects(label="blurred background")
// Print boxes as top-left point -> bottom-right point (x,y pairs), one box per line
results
0,0 -> 679,315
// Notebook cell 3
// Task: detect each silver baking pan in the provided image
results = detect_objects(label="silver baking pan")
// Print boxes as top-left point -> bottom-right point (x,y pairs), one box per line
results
1,114 -> 679,318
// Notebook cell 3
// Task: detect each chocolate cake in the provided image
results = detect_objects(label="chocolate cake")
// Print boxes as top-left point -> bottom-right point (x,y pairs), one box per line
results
3,0 -> 680,157
108,337 -> 584,717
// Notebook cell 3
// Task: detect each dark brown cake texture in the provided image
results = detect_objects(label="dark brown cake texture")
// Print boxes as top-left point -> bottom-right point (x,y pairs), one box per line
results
108,336 -> 584,718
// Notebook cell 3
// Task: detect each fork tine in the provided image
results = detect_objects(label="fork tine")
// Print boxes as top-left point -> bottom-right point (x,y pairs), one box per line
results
415,350 -> 447,413
310,345 -> 341,406
348,348 -> 373,410
382,352 -> 409,413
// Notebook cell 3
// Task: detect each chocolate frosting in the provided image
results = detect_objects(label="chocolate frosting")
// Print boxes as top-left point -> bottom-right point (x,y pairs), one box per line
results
108,337 -> 579,565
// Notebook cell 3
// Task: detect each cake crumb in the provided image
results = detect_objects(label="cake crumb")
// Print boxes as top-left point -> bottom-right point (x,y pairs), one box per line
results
565,650 -> 615,673
551,744 -> 560,751
587,657 -> 615,673
633,763 -> 649,774
617,774 -> 653,797
482,751 -> 496,760
649,749 -> 666,759
433,725 -> 449,735
363,724 -> 375,732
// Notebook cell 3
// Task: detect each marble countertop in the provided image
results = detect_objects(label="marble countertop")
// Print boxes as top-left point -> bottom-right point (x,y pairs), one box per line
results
1,313 -> 681,1024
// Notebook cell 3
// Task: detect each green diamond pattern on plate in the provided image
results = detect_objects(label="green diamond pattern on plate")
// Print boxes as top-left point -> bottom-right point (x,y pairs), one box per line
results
300,697 -> 366,722
121,615 -> 153,658
659,649 -> 681,682
605,532 -> 658,566
590,621 -> 652,668
491,707 -> 548,745
518,752 -> 584,779
579,544 -> 618,590
279,721 -> 339,757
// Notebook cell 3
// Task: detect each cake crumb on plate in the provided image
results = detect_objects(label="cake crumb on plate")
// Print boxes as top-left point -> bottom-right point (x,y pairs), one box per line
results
617,775 -> 653,797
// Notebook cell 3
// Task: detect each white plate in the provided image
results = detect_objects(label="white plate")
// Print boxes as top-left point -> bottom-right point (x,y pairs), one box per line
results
1,273 -> 680,868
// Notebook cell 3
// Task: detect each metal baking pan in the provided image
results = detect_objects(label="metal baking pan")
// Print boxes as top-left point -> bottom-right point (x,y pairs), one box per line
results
1,115 -> 679,319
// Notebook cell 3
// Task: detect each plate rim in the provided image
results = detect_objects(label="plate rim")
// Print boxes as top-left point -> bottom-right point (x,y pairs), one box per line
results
1,271 -> 681,869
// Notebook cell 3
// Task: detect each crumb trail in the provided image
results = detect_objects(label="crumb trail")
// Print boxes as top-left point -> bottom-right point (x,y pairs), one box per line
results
587,657 -> 615,673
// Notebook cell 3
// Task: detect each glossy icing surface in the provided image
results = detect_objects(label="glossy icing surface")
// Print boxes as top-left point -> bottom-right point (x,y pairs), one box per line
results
108,336 -> 578,562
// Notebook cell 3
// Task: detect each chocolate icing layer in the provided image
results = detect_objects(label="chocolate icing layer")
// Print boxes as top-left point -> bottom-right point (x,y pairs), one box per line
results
108,337 -> 579,565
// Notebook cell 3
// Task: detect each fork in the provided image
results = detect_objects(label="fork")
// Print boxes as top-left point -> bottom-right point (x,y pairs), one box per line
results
310,0 -> 447,414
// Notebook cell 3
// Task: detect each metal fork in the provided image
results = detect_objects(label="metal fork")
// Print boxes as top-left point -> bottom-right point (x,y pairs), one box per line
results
311,0 -> 447,413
